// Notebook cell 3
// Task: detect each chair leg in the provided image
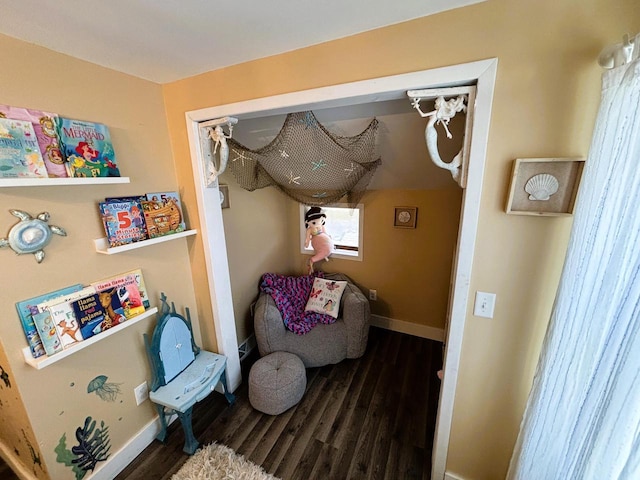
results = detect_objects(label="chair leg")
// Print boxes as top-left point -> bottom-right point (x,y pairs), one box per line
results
177,407 -> 199,455
220,371 -> 236,405
154,403 -> 168,443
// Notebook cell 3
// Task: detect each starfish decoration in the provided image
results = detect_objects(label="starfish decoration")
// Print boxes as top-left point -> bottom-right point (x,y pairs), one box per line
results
344,162 -> 355,177
311,159 -> 327,171
231,148 -> 251,167
299,112 -> 316,129
280,149 -> 289,158
312,192 -> 328,198
287,171 -> 301,185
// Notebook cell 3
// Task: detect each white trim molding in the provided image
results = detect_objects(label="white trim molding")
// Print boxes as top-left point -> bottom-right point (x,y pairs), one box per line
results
444,472 -> 468,480
371,314 -> 445,342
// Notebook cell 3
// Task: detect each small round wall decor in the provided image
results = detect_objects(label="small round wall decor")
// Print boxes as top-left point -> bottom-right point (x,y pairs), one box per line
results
0,209 -> 67,263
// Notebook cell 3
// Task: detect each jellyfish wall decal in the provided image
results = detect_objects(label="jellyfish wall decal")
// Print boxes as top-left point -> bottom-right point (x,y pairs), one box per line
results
87,375 -> 122,402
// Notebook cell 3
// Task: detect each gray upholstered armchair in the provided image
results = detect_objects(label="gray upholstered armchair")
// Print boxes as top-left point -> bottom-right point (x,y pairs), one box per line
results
253,273 -> 370,368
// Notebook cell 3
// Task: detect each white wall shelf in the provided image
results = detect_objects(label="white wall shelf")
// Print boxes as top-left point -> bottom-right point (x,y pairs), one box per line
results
94,230 -> 197,255
0,177 -> 130,187
22,307 -> 158,370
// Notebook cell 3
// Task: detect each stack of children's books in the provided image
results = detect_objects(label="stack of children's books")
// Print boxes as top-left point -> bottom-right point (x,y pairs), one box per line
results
98,191 -> 187,247
16,269 -> 149,359
0,103 -> 120,179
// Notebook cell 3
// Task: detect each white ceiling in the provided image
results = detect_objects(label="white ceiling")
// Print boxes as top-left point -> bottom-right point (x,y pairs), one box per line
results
0,0 -> 483,84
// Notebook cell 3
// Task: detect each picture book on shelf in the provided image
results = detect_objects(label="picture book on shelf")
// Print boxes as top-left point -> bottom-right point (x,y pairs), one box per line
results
55,117 -> 120,177
125,268 -> 150,309
15,284 -> 84,358
32,310 -> 64,356
91,272 -> 145,319
145,191 -> 186,232
37,286 -> 97,349
141,193 -> 186,238
71,294 -> 108,340
0,105 -> 67,178
99,200 -> 148,247
95,287 -> 127,326
104,195 -> 146,203
0,117 -> 48,178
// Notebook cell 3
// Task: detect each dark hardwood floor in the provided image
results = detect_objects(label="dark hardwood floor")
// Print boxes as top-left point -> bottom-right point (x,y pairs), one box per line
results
0,327 -> 441,480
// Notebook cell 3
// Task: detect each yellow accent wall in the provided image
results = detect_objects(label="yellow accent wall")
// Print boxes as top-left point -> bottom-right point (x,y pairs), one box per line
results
217,170 -> 297,343
292,188 -> 462,331
0,33 -> 198,479
163,0 -> 639,478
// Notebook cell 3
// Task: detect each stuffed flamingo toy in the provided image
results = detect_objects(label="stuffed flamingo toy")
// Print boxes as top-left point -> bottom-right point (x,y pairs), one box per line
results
304,207 -> 334,274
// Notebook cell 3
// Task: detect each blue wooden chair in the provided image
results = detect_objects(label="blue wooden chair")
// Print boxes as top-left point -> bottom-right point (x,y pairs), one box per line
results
144,293 -> 235,454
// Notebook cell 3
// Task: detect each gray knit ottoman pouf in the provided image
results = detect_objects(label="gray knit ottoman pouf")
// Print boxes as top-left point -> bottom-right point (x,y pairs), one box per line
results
249,351 -> 306,415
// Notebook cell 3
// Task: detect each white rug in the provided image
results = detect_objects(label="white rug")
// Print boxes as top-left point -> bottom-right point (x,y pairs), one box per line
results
172,443 -> 280,480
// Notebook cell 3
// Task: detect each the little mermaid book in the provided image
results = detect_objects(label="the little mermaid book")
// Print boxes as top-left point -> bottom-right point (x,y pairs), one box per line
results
56,117 -> 120,177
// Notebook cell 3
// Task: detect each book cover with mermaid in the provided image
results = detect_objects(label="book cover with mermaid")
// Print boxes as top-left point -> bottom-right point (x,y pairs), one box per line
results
56,117 -> 120,177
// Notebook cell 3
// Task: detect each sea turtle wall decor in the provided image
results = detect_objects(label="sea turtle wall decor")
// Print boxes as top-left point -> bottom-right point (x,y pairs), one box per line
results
0,209 -> 67,263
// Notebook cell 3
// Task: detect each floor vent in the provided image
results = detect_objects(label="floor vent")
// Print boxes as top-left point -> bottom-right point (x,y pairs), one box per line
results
238,334 -> 256,361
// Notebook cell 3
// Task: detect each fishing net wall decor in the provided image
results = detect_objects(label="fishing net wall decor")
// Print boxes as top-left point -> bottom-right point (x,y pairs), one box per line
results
224,111 -> 381,207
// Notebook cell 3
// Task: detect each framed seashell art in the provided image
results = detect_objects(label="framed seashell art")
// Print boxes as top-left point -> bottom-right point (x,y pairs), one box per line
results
506,158 -> 585,216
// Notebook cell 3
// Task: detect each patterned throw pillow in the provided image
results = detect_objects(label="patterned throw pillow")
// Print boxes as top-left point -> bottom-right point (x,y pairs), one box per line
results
304,277 -> 348,319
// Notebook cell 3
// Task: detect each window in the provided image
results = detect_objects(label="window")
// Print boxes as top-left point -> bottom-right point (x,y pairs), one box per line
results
299,204 -> 364,261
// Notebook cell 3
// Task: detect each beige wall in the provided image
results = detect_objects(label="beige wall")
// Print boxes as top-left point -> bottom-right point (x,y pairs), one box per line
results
163,0 -> 639,478
0,34 -> 198,479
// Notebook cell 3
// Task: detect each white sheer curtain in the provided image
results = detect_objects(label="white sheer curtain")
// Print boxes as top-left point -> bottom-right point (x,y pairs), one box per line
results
508,35 -> 640,480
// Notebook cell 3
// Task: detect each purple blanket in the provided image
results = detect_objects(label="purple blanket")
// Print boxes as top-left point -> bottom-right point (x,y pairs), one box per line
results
260,272 -> 337,335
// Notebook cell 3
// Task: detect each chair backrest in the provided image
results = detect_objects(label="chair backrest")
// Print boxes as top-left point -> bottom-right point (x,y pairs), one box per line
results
144,293 -> 200,392
158,316 -> 196,384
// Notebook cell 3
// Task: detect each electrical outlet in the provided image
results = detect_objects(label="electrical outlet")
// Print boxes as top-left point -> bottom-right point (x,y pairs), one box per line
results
134,382 -> 149,406
474,291 -> 496,318
369,289 -> 377,301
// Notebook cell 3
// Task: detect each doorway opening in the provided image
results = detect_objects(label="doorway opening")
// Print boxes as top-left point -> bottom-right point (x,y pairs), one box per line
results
185,58 -> 497,479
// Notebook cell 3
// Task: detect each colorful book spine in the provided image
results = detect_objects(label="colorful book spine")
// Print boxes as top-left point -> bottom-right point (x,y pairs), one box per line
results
71,294 -> 107,340
55,117 -> 120,177
0,117 -> 48,178
0,105 -> 67,177
15,284 -> 84,358
32,311 -> 64,356
99,200 -> 148,247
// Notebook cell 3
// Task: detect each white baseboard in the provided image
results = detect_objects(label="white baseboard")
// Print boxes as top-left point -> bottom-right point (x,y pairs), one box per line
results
88,415 -> 163,480
0,439 -> 37,480
444,472 -> 467,480
370,314 -> 445,342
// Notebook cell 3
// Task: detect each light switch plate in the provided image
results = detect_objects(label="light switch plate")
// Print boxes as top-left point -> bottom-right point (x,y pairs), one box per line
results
474,291 -> 496,318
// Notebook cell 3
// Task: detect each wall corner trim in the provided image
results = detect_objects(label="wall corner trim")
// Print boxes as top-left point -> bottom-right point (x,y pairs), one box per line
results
0,439 -> 38,480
